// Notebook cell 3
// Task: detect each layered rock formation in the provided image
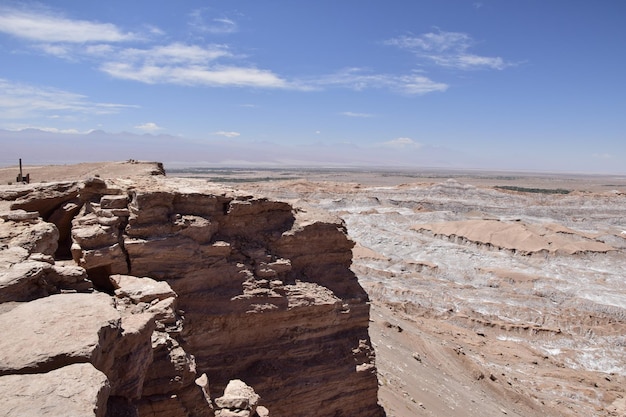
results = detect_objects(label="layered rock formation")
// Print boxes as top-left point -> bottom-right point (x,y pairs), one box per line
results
238,174 -> 626,417
0,175 -> 383,417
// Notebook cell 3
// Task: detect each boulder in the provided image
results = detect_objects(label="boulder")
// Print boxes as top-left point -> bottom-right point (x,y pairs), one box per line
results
214,380 -> 261,417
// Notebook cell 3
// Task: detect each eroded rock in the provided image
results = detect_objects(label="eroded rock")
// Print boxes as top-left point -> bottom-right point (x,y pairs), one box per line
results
0,363 -> 110,417
1,176 -> 383,417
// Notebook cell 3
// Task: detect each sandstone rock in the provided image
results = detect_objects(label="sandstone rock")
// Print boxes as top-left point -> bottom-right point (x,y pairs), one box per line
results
101,195 -> 129,209
110,312 -> 156,399
3,178 -> 382,417
413,219 -> 616,255
112,274 -> 176,303
141,331 -> 197,397
72,222 -> 119,250
47,199 -> 82,258
214,379 -> 260,417
9,181 -> 80,218
0,363 -> 110,417
0,209 -> 39,221
0,259 -> 90,303
0,260 -> 51,302
0,214 -> 59,256
0,292 -> 120,376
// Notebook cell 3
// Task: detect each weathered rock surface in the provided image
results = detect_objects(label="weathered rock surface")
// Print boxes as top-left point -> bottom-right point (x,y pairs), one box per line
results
0,292 -> 120,376
0,174 -> 382,417
0,363 -> 110,417
413,218 -> 615,255
214,379 -> 260,417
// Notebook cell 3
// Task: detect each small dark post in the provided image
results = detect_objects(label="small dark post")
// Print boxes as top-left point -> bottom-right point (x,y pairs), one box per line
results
16,158 -> 29,183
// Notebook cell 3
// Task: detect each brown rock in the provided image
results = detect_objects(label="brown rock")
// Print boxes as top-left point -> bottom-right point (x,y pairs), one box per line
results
0,214 -> 59,256
110,312 -> 156,399
9,181 -> 80,218
0,259 -> 90,303
100,195 -> 129,209
0,292 -> 120,376
3,177 -> 383,417
112,274 -> 176,303
214,379 -> 260,417
0,363 -> 110,417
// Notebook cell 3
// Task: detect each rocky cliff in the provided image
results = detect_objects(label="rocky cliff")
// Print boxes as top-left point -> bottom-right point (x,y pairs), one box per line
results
0,175 -> 383,417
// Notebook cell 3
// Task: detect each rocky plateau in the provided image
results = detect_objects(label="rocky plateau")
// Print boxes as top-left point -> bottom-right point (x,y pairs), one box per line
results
0,162 -> 383,417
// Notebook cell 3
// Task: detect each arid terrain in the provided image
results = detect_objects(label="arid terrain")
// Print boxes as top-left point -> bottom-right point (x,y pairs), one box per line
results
190,167 -> 626,417
2,162 -> 625,417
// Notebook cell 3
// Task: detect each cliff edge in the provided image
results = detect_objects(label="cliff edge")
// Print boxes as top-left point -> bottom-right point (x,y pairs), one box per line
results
0,174 -> 384,417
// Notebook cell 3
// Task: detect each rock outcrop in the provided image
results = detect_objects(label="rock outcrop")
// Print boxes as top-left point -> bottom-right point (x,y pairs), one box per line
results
0,176 -> 383,417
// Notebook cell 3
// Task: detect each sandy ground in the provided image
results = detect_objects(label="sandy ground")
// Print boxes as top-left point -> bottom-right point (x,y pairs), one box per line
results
0,160 -> 163,185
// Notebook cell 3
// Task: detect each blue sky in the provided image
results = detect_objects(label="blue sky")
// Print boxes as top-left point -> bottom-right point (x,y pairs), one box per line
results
0,1 -> 625,172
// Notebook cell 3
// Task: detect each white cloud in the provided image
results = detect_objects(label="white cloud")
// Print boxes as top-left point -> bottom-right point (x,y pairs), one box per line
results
313,68 -> 448,95
340,111 -> 375,118
213,131 -> 241,138
189,9 -> 239,34
101,62 -> 290,88
386,30 -> 514,70
0,7 -> 137,43
592,153 -> 613,159
379,137 -> 422,149
118,43 -> 232,65
135,122 -> 163,132
0,78 -> 137,121
0,6 -> 454,96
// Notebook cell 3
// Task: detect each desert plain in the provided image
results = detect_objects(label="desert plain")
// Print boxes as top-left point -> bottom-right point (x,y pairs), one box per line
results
1,162 -> 625,417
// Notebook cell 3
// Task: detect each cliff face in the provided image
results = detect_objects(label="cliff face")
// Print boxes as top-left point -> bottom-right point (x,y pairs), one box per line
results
0,177 -> 383,417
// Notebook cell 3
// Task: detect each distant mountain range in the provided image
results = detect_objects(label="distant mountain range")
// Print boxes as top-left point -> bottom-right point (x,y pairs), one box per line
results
0,128 -> 473,169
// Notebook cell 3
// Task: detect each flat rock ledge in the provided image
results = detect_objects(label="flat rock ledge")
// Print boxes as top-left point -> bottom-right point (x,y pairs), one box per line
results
0,176 -> 383,417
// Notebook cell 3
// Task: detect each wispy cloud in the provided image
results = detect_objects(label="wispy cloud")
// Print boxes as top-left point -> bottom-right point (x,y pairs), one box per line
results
0,78 -> 137,121
0,6 -> 137,43
0,6 -> 451,96
96,42 -> 289,88
134,122 -> 163,132
189,9 -> 239,34
386,30 -> 514,70
101,62 -> 291,88
0,7 -> 291,90
312,68 -> 448,95
115,43 -> 233,64
340,111 -> 375,118
213,131 -> 241,138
